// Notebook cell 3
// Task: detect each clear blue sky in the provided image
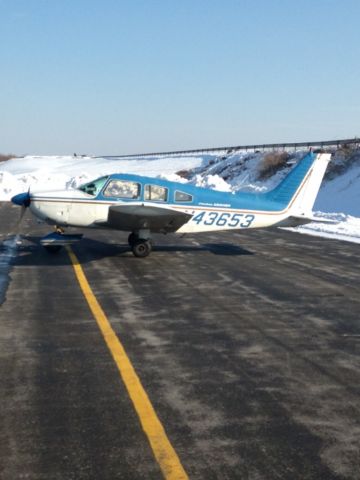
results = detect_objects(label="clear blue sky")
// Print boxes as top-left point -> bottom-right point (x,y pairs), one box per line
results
1,0 -> 359,155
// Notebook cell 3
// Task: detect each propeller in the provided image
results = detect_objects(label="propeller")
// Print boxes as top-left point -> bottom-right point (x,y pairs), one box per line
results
11,188 -> 31,241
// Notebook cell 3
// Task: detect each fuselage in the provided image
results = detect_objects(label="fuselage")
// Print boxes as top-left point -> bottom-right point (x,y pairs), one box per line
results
27,173 -> 295,234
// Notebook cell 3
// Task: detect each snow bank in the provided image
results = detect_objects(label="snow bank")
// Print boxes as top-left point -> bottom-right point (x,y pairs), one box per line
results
0,154 -> 206,197
315,163 -> 360,217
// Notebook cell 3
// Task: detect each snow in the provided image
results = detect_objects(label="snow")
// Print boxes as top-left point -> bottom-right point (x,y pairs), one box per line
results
0,149 -> 359,244
193,174 -> 232,192
315,163 -> 360,217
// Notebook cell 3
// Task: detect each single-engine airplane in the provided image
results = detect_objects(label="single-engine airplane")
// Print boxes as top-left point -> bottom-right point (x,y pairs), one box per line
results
11,151 -> 331,257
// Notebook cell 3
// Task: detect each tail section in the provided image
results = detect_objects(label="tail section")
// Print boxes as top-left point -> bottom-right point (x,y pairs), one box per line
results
288,153 -> 331,214
266,151 -> 331,214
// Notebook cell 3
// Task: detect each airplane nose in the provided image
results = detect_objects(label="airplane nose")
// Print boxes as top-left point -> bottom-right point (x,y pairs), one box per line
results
11,191 -> 31,207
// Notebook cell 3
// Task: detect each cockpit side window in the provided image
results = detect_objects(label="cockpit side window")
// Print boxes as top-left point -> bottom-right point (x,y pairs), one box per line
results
103,180 -> 141,199
79,176 -> 109,196
175,190 -> 193,202
144,184 -> 168,202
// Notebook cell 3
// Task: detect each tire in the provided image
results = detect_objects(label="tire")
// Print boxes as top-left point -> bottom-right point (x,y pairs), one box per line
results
132,240 -> 152,258
44,245 -> 62,254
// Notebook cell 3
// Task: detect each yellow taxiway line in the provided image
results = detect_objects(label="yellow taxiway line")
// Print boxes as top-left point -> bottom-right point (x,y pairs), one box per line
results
66,246 -> 188,480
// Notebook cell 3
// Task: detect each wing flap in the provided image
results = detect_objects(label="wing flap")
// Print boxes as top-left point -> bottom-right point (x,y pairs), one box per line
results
103,204 -> 192,233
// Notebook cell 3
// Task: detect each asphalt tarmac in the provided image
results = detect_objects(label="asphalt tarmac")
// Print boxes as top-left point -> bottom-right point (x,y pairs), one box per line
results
1,201 -> 360,480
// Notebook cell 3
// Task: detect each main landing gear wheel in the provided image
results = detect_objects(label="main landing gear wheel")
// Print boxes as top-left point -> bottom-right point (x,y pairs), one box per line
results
131,240 -> 152,258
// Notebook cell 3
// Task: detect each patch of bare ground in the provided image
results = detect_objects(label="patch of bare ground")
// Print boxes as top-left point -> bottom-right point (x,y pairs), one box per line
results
257,151 -> 289,180
0,154 -> 16,162
325,144 -> 360,180
175,169 -> 192,179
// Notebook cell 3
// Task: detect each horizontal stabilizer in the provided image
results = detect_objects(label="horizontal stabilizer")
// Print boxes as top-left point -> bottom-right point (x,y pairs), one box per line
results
275,214 -> 338,228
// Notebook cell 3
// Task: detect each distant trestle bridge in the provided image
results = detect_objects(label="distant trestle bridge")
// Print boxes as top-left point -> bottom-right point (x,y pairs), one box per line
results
99,136 -> 359,159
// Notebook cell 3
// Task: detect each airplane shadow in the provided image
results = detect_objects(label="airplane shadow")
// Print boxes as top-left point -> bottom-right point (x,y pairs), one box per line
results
10,235 -> 254,267
156,243 -> 253,256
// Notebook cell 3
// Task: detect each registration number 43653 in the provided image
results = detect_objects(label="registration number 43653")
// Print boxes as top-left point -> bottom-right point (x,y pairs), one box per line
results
191,211 -> 255,228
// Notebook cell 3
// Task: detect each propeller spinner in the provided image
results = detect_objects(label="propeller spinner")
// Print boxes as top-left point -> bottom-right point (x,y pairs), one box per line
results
11,191 -> 31,207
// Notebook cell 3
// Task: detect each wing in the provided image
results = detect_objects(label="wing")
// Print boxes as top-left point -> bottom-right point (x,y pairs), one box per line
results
100,204 -> 192,233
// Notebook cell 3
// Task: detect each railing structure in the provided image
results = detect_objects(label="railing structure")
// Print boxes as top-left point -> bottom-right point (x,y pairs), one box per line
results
101,137 -> 359,159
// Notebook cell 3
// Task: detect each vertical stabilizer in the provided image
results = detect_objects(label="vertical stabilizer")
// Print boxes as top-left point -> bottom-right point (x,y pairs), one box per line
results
266,152 -> 331,214
287,153 -> 331,214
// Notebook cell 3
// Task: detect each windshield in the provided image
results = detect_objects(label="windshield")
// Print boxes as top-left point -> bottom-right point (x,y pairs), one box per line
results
78,176 -> 109,196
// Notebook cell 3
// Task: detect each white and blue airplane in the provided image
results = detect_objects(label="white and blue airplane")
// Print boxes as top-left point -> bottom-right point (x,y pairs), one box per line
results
11,151 -> 331,257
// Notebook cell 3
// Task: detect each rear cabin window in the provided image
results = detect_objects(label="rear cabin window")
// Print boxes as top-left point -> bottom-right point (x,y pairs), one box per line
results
145,184 -> 168,202
103,180 -> 140,199
175,190 -> 193,202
